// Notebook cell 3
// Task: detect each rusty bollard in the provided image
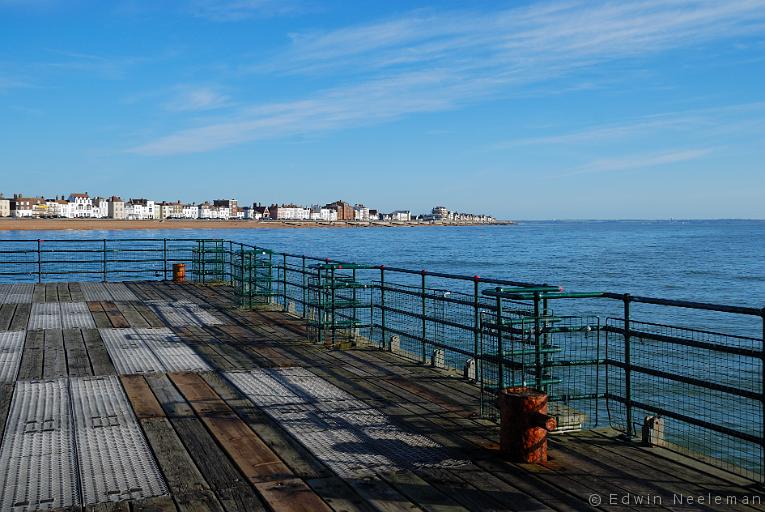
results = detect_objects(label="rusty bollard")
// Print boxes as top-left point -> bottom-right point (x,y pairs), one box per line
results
496,386 -> 557,463
172,263 -> 186,283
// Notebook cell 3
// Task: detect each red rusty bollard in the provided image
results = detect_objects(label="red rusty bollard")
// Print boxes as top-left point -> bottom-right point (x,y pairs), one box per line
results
172,263 -> 186,283
496,386 -> 557,463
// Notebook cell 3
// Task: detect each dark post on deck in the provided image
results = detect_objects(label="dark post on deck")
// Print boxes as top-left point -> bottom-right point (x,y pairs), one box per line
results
496,387 -> 557,463
623,293 -> 633,437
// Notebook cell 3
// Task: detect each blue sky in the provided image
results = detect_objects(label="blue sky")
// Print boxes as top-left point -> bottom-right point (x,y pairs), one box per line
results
1,0 -> 764,219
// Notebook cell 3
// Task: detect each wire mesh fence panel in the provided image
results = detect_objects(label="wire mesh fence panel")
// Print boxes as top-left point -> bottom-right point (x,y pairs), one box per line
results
306,266 -> 373,348
479,312 -> 604,431
605,317 -> 763,481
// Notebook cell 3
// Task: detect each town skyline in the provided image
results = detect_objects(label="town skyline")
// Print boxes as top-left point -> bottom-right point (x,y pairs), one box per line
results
0,192 -> 495,223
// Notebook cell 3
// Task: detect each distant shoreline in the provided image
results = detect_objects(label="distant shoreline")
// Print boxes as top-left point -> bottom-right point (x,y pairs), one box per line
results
0,218 -> 512,231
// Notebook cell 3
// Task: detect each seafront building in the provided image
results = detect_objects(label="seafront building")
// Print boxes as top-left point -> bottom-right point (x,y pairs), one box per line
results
0,196 -> 10,217
0,191 -> 496,223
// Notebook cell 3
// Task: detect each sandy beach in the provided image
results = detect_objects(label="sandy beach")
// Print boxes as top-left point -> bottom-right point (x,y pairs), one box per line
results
0,218 -> 509,231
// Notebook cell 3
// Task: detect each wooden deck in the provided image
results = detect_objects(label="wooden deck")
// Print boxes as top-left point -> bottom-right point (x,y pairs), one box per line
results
0,281 -> 762,512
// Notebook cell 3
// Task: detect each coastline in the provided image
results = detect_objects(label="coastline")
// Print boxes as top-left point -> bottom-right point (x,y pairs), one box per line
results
0,218 -> 513,231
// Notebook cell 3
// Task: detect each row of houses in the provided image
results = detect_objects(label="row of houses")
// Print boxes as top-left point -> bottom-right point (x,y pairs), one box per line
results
0,194 -> 422,221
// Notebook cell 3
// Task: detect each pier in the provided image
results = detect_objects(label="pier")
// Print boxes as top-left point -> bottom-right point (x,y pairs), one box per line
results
0,239 -> 763,511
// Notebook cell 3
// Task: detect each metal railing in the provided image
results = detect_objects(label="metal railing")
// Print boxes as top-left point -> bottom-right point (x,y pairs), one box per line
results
0,237 -> 762,481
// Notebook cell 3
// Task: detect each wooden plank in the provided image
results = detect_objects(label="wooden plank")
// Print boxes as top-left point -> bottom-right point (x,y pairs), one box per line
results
88,301 -> 112,329
81,328 -> 116,375
174,489 -> 225,512
103,301 -> 131,328
0,304 -> 16,330
168,372 -> 294,484
201,372 -> 330,480
9,303 -> 31,331
146,373 -> 196,418
32,283 -> 45,303
68,282 -> 85,302
87,500 -> 131,511
0,383 -> 14,442
17,330 -> 44,380
346,477 -> 425,512
254,478 -> 333,512
132,302 -> 166,328
43,329 -> 67,378
130,495 -> 178,511
378,470 -> 469,512
306,477 -> 377,512
121,374 -> 165,419
116,302 -> 151,329
170,416 -> 267,512
44,283 -> 59,302
57,282 -> 72,302
414,467 -> 522,512
139,417 -> 210,497
63,328 -> 92,377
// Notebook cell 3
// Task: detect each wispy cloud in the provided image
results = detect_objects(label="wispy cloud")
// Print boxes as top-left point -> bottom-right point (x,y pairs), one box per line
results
164,86 -> 231,112
561,148 -> 713,177
132,0 -> 765,155
189,0 -> 303,21
40,49 -> 151,80
493,102 -> 765,148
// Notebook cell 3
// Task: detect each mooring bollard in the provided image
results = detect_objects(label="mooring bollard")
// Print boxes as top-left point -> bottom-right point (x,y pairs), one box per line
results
496,386 -> 557,463
172,263 -> 186,283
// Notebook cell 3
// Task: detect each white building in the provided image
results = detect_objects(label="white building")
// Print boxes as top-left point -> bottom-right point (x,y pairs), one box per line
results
67,193 -> 95,218
93,197 -> 110,219
198,203 -> 230,219
353,204 -> 370,221
125,199 -> 156,220
0,196 -> 10,217
272,204 -> 311,220
309,206 -> 337,221
390,210 -> 411,221
182,204 -> 199,219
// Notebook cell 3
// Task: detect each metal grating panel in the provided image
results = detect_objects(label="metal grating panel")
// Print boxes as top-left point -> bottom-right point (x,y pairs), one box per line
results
99,329 -> 165,375
29,302 -> 62,330
99,328 -> 210,374
0,331 -> 25,383
0,379 -> 79,511
137,329 -> 211,372
60,302 -> 96,329
70,376 -> 168,504
226,368 -> 466,478
145,301 -> 223,327
80,283 -> 138,302
0,284 -> 34,304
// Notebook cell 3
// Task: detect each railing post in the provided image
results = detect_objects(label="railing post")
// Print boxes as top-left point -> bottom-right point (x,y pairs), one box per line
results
473,275 -> 480,363
201,240 -> 206,284
282,254 -> 288,311
495,288 -> 504,391
380,266 -> 386,349
623,293 -> 633,437
37,239 -> 42,283
239,245 -> 244,304
163,239 -> 168,281
302,255 -> 307,319
421,270 -> 427,364
248,252 -> 253,308
534,291 -> 542,391
102,239 -> 107,282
